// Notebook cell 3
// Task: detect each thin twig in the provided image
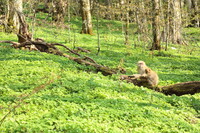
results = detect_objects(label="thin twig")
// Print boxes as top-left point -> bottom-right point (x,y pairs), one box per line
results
0,75 -> 59,127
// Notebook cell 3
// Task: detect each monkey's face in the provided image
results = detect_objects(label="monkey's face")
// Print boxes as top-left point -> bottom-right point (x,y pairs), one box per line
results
137,61 -> 146,68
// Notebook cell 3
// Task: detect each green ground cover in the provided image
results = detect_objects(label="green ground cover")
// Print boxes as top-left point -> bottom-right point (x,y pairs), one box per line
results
0,16 -> 200,132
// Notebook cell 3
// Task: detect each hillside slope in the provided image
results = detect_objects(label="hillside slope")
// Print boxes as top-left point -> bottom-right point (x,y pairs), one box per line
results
0,20 -> 200,132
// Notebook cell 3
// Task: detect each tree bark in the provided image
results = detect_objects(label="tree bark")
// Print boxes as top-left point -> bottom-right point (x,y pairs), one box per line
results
51,0 -> 67,24
124,0 -> 130,45
151,0 -> 161,50
80,0 -> 93,35
17,12 -> 32,43
105,0 -> 112,20
171,0 -> 183,44
190,0 -> 199,27
136,0 -> 148,36
6,0 -> 23,33
0,0 -> 6,14
6,0 -> 31,43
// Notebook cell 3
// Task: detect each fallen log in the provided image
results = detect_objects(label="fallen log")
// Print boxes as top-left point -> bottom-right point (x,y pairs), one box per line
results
0,40 -> 123,76
120,75 -> 200,96
64,54 -> 117,75
161,81 -> 200,96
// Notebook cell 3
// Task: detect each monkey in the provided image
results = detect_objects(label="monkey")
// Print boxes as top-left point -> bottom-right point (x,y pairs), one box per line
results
133,61 -> 159,86
131,61 -> 147,78
145,67 -> 159,86
137,61 -> 147,75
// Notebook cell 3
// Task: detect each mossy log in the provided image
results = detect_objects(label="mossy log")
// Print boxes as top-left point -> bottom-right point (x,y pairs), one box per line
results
0,40 -> 124,76
120,75 -> 200,96
161,81 -> 200,96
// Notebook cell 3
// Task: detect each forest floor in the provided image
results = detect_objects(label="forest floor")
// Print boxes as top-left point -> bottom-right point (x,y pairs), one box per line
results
0,15 -> 200,132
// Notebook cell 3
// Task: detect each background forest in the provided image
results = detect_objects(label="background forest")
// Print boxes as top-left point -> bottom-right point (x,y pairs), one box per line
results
0,0 -> 200,132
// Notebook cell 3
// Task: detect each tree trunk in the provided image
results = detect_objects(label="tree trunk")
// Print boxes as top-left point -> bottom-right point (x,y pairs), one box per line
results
6,0 -> 31,43
124,12 -> 129,45
51,0 -> 67,24
80,0 -> 93,35
171,0 -> 183,44
151,0 -> 161,50
105,0 -> 112,19
0,0 -> 6,14
185,0 -> 192,27
136,0 -> 148,36
190,0 -> 199,27
17,12 -> 32,43
124,0 -> 130,45
6,0 -> 23,33
164,0 -> 170,50
161,0 -> 186,46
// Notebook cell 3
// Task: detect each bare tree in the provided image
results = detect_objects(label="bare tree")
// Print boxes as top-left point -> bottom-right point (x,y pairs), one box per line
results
170,0 -> 183,44
190,0 -> 199,27
51,0 -> 68,24
6,0 -> 23,33
105,0 -> 112,19
124,0 -> 130,45
80,0 -> 93,35
160,0 -> 187,46
0,0 -> 6,14
151,0 -> 161,50
6,0 -> 31,43
135,0 -> 148,36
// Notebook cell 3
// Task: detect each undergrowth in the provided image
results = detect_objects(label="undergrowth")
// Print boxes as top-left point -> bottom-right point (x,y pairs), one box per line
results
0,14 -> 200,132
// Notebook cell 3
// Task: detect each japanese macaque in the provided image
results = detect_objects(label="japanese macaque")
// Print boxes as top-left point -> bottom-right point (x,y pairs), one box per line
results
133,61 -> 159,86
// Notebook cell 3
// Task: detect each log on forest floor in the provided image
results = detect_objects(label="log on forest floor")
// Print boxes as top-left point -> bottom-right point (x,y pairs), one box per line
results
0,40 -> 125,76
120,75 -> 200,96
161,81 -> 200,96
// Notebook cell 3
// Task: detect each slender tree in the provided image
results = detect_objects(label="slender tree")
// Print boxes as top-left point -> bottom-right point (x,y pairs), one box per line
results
190,0 -> 199,27
0,0 -> 6,14
151,0 -> 161,50
124,0 -> 130,45
171,0 -> 183,44
135,0 -> 148,36
51,0 -> 67,24
80,0 -> 93,35
105,0 -> 112,19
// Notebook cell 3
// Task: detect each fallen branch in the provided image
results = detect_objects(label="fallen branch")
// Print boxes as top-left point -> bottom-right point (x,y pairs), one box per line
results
52,43 -> 97,64
75,47 -> 90,53
0,40 -> 121,75
52,43 -> 81,56
63,54 -> 116,75
0,41 -> 20,46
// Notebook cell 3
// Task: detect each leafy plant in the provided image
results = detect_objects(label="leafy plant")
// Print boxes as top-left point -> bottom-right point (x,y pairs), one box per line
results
0,13 -> 200,132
